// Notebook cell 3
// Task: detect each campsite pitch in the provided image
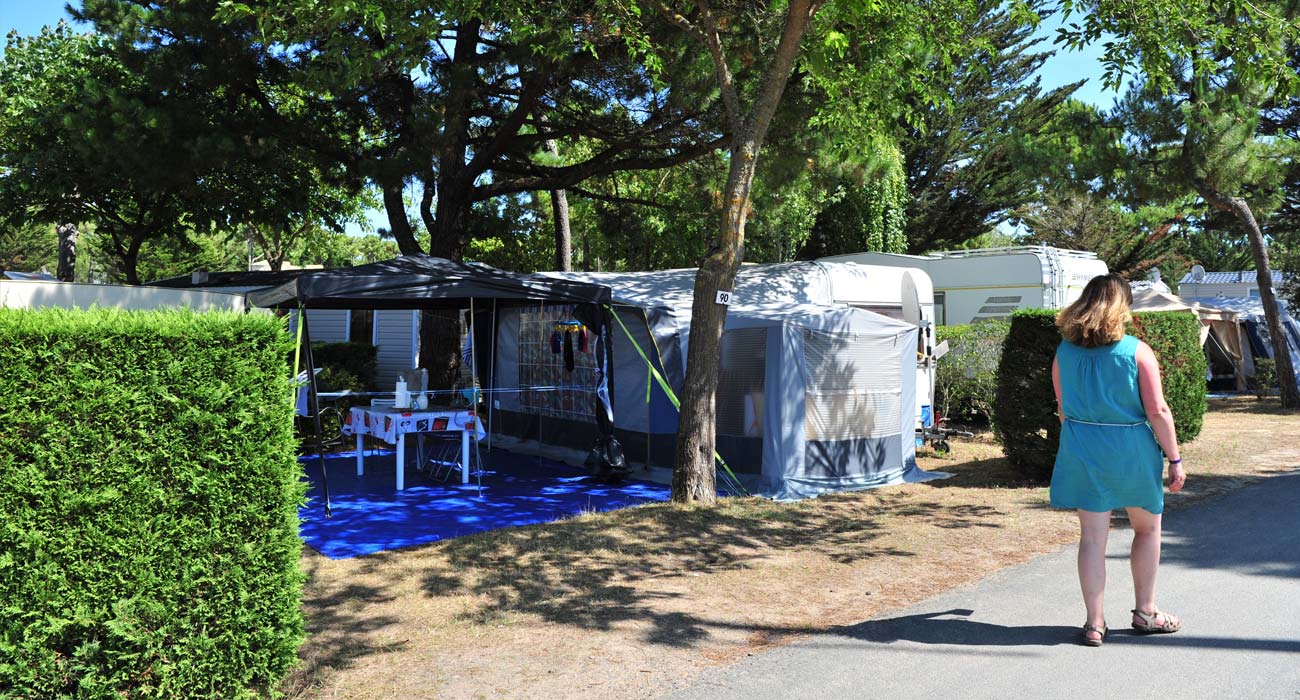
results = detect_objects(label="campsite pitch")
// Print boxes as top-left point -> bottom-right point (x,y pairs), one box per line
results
281,397 -> 1299,700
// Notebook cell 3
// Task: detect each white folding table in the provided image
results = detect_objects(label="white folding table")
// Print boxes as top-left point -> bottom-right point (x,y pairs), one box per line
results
343,406 -> 485,490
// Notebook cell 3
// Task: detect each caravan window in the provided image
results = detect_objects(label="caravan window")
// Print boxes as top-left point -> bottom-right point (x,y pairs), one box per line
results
853,304 -> 905,321
934,292 -> 946,326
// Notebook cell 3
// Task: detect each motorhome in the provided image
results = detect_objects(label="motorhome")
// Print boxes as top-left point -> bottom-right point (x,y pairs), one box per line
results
820,246 -> 1109,325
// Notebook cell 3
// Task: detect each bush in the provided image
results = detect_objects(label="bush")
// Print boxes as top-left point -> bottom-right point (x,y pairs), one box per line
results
0,308 -> 305,699
935,319 -> 1009,426
993,310 -> 1062,480
1129,311 -> 1207,441
310,341 -> 377,391
1250,358 -> 1277,399
993,309 -> 1208,481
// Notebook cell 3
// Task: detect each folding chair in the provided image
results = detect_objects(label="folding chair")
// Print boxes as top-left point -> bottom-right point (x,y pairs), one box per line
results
418,420 -> 483,495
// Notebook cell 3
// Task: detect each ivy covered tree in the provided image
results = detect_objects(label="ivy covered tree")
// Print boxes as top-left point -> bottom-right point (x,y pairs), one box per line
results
799,142 -> 909,258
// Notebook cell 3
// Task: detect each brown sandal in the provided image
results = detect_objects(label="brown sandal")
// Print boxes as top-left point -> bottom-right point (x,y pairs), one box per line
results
1081,622 -> 1108,647
1131,609 -> 1181,634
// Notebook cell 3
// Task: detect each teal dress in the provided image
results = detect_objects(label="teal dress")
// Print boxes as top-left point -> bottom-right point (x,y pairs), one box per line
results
1050,335 -> 1166,514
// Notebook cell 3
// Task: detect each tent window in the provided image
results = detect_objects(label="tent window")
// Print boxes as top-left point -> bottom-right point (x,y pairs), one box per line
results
803,330 -> 902,441
515,304 -> 598,421
715,328 -> 767,438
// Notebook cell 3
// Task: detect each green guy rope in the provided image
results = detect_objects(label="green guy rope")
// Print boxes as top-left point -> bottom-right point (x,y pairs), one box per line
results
606,305 -> 748,495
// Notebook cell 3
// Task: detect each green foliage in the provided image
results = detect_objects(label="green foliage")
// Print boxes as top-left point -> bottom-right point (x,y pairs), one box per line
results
803,144 -> 909,258
1017,191 -> 1187,279
935,319 -> 1009,425
1129,312 -> 1207,441
0,308 -> 305,698
994,309 -> 1209,481
1250,358 -> 1278,399
1057,0 -> 1300,98
897,2 -> 1084,252
992,309 -> 1061,479
0,221 -> 57,273
311,341 -> 377,391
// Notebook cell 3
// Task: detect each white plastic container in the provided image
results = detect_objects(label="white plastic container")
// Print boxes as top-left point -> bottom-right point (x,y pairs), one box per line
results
395,377 -> 410,409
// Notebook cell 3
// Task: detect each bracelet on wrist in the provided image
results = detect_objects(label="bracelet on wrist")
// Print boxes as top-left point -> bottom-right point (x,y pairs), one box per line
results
1168,458 -> 1182,465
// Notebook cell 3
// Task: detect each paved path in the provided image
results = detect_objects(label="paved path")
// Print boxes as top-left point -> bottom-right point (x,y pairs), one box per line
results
668,471 -> 1300,700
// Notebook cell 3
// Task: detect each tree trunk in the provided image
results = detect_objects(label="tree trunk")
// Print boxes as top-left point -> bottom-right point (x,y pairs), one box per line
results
56,223 -> 77,282
544,138 -> 573,271
1198,185 -> 1300,408
670,0 -> 817,503
382,179 -> 423,255
121,239 -> 143,285
672,142 -> 761,503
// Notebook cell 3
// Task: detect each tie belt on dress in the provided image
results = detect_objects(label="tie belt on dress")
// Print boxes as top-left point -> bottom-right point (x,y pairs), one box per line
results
1064,417 -> 1148,427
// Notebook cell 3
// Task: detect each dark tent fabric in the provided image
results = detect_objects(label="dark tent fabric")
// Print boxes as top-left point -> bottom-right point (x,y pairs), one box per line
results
247,255 -> 611,310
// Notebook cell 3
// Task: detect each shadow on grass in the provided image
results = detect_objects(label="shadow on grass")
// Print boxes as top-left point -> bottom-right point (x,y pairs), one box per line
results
385,490 -> 1009,649
920,456 -> 1048,490
285,555 -> 407,697
1206,396 -> 1299,416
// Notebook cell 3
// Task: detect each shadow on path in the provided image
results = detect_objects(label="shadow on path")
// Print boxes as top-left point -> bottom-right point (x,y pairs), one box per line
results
826,608 -> 1300,654
832,609 -> 1075,647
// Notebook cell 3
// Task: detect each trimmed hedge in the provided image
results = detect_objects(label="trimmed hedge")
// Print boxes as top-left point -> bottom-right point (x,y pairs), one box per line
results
0,308 -> 305,699
310,341 -> 377,392
992,310 -> 1061,479
994,309 -> 1208,481
1130,311 -> 1208,441
935,319 -> 1010,425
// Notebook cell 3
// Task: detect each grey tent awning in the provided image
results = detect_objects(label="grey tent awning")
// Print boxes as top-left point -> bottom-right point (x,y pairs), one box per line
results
247,255 -> 611,310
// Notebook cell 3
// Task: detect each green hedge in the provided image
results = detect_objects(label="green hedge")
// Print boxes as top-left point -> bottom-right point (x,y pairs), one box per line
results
993,309 -> 1208,481
0,308 -> 305,699
310,341 -> 377,392
992,310 -> 1061,479
935,319 -> 1010,425
1130,312 -> 1207,441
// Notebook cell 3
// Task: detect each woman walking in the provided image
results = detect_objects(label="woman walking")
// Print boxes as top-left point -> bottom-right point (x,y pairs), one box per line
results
1050,274 -> 1187,646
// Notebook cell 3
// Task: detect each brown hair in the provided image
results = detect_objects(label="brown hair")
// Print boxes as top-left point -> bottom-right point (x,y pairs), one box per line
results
1056,274 -> 1132,348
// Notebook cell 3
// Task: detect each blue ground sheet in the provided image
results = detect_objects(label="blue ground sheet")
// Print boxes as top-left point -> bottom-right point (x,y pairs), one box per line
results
298,448 -> 672,559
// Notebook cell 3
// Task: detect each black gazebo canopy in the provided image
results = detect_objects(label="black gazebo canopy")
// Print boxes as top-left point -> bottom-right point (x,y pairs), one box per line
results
247,254 -> 611,310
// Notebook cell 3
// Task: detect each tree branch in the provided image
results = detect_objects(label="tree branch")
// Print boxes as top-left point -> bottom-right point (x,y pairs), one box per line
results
474,135 -> 727,198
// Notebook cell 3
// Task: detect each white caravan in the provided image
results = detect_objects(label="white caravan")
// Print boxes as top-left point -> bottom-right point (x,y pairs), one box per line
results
819,246 -> 1109,325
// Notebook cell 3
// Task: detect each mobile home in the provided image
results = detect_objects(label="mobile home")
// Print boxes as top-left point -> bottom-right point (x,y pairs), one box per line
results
820,246 -> 1109,325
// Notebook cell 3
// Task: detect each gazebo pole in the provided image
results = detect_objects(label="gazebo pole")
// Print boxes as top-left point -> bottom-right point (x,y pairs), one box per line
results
300,305 -> 332,517
469,297 -> 481,480
487,298 -> 497,452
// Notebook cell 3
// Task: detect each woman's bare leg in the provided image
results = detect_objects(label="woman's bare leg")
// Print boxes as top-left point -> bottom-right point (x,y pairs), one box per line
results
1077,509 -> 1111,640
1126,506 -> 1178,627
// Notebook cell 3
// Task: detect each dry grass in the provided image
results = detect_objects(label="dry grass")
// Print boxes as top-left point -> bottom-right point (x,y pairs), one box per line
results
284,397 -> 1300,700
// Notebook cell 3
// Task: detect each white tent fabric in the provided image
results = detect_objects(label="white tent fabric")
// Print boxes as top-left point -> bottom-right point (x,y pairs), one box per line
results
492,264 -> 945,499
1132,288 -> 1238,343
